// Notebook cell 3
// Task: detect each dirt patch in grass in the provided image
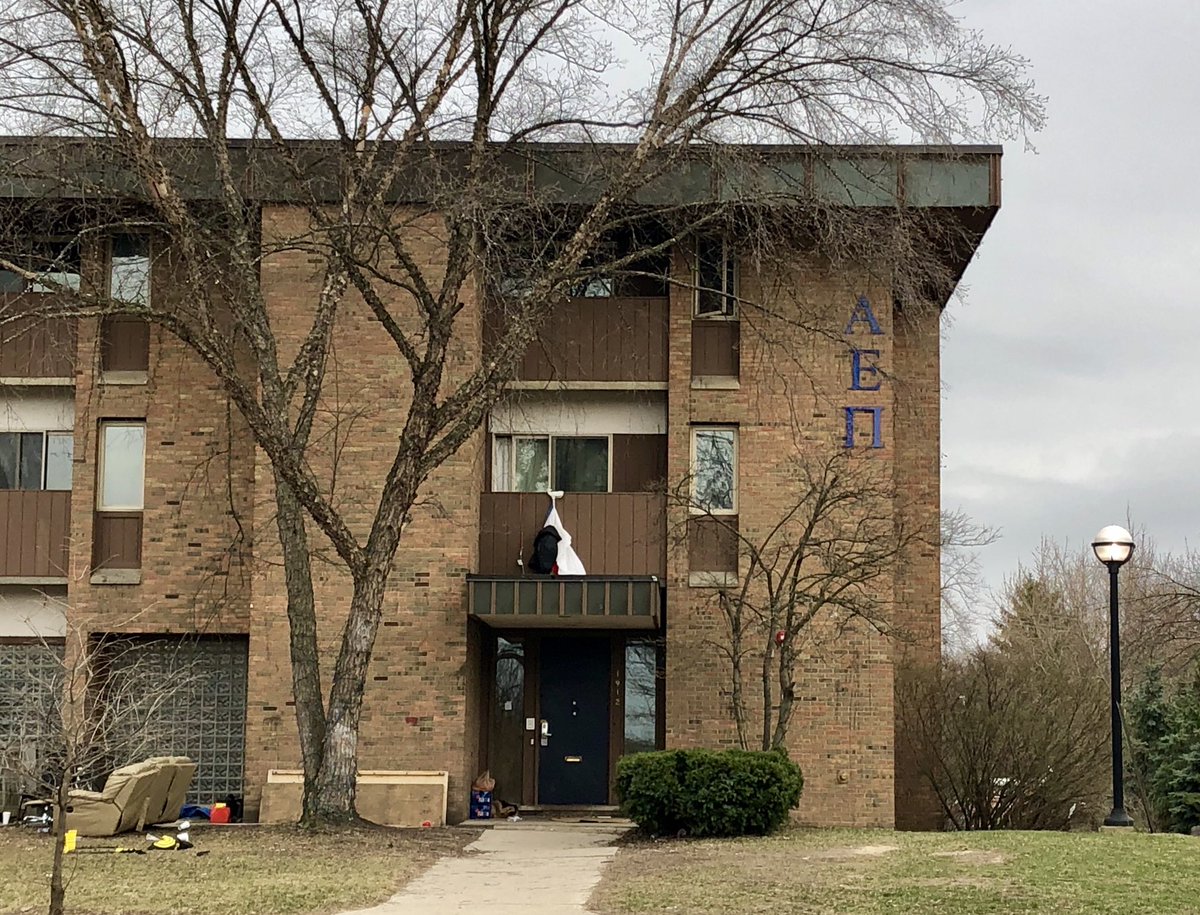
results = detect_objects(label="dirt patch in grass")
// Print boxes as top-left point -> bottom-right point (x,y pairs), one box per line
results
930,849 -> 1008,865
0,823 -> 478,915
592,827 -> 1200,914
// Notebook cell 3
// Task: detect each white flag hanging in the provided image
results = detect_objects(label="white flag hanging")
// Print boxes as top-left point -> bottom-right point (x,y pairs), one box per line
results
545,496 -> 586,575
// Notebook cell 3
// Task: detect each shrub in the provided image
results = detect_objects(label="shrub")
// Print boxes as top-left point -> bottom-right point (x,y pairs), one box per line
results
616,748 -> 803,837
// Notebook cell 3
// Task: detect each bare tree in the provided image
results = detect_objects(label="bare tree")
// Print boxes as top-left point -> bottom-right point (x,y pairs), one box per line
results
1,614 -> 198,915
677,449 -> 912,751
898,643 -> 1108,831
0,0 -> 1043,823
940,508 -> 999,655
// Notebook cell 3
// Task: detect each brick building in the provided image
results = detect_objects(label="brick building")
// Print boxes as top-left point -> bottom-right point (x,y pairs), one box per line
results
0,142 -> 1001,828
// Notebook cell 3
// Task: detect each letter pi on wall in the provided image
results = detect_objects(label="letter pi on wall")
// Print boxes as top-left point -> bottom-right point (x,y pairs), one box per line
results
844,295 -> 884,449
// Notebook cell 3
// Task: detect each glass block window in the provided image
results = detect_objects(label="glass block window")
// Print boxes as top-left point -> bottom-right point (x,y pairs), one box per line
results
0,641 -> 65,809
96,635 -> 248,805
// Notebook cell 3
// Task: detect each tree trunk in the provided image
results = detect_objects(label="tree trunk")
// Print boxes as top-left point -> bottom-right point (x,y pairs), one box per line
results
272,471 -> 330,826
721,594 -> 750,750
761,634 -> 775,752
48,781 -> 67,915
309,567 -> 391,823
771,641 -> 797,750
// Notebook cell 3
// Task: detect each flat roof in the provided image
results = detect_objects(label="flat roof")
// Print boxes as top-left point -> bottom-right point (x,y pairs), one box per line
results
0,137 -> 1001,210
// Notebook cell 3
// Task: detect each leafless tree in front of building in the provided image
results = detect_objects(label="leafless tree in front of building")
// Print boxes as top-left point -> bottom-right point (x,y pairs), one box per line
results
675,448 -> 913,751
1,605 -> 198,915
0,0 -> 1044,823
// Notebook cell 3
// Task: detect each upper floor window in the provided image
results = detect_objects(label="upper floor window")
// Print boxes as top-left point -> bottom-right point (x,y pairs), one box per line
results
0,239 -> 82,294
109,235 -> 151,305
694,236 -> 736,318
0,431 -> 73,490
691,427 -> 736,514
493,434 -> 609,493
97,421 -> 145,511
101,235 -> 151,375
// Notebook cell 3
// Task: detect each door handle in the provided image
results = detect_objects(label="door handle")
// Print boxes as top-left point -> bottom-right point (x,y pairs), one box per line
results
540,719 -> 551,747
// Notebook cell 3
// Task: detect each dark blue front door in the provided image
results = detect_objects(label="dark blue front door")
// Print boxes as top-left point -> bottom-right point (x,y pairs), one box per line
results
538,637 -> 610,804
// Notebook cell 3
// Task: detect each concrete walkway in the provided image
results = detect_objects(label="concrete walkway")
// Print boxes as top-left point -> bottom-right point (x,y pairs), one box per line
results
339,822 -> 628,915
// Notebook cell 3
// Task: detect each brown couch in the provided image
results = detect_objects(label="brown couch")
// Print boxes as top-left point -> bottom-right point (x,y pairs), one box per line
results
63,757 -> 195,837
144,756 -> 196,825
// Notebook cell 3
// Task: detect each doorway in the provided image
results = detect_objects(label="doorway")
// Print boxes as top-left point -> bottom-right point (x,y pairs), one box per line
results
538,637 -> 610,804
481,630 -> 663,807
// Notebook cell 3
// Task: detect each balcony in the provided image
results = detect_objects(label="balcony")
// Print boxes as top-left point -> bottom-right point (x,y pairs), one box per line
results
0,294 -> 76,381
473,492 -> 666,629
478,492 -> 666,577
486,297 -> 668,385
0,490 -> 70,579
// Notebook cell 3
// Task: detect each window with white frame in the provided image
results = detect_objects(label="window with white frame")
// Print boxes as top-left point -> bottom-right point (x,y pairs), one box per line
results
694,236 -> 737,318
691,427 -> 736,513
492,434 -> 610,493
97,422 -> 146,511
0,431 -> 74,490
109,234 -> 151,305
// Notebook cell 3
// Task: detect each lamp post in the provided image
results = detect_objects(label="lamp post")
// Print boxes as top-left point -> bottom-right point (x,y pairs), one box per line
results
1092,524 -> 1136,829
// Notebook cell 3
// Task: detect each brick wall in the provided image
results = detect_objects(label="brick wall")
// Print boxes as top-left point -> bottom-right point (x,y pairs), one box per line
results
663,247 -> 938,829
57,211 -> 941,829
243,206 -> 484,820
67,244 -> 254,637
891,300 -> 943,829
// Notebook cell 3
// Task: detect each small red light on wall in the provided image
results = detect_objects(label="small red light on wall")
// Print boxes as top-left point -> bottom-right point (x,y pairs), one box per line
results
775,630 -> 786,646
405,716 -> 419,725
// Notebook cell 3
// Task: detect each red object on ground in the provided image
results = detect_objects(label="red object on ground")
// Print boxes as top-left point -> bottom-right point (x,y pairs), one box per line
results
209,805 -> 231,824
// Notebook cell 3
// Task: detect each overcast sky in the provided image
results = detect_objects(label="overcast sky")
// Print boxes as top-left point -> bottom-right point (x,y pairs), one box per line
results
942,0 -> 1200,595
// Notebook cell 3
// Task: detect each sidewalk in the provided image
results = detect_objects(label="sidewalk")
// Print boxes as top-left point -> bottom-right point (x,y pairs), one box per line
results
338,821 -> 628,915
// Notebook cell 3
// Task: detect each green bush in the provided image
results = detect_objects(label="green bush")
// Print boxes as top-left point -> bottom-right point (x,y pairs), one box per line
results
615,748 -> 803,837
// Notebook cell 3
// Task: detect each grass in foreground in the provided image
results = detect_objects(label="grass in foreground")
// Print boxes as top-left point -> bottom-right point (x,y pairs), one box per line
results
592,827 -> 1200,915
0,823 -> 476,915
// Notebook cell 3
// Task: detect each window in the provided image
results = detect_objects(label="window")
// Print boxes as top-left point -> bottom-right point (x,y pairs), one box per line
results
695,236 -> 736,317
624,640 -> 660,755
97,422 -> 146,510
0,239 -> 82,294
569,276 -> 614,298
0,431 -> 73,490
492,435 -> 610,493
93,421 -> 146,575
109,235 -> 151,305
101,235 -> 151,374
691,427 -> 736,513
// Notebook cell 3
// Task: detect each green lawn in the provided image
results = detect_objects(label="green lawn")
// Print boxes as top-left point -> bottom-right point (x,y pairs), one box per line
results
592,828 -> 1200,915
0,823 -> 476,915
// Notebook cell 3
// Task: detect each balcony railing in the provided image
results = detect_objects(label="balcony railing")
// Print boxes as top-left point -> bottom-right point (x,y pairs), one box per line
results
485,297 -> 668,384
0,294 -> 76,378
478,491 -> 666,577
0,490 -> 70,578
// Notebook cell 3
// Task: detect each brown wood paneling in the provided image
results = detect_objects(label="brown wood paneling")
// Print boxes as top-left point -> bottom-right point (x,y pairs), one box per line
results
487,297 -> 669,383
478,492 -> 666,577
0,295 -> 76,377
100,317 -> 150,372
92,511 -> 143,570
612,434 -> 667,492
690,319 -> 740,378
0,490 -> 70,577
688,515 -> 739,573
